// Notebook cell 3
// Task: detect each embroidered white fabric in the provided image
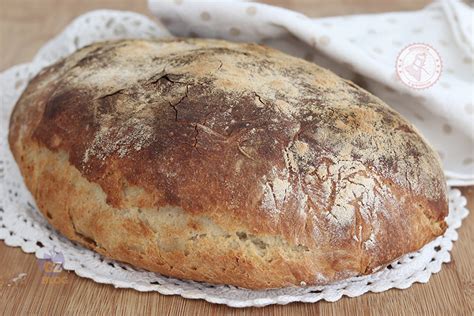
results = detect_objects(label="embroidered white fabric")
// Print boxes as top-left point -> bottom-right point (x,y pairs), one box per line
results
0,10 -> 470,308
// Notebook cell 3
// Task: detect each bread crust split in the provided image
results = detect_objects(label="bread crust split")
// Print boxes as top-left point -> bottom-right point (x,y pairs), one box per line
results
9,38 -> 448,289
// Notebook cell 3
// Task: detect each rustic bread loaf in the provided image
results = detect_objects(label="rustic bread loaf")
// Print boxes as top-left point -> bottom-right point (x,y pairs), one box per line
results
8,39 -> 448,289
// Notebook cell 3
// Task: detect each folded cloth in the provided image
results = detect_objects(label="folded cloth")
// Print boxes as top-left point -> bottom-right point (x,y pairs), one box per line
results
148,0 -> 474,185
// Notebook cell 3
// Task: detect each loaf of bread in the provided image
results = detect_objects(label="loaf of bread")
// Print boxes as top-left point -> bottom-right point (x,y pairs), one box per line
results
9,39 -> 448,289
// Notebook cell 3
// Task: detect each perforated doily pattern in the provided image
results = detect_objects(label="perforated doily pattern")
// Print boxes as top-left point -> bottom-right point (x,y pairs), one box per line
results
0,10 -> 470,308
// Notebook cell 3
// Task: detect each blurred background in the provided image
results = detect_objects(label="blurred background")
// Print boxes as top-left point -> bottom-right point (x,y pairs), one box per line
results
0,0 -> 434,71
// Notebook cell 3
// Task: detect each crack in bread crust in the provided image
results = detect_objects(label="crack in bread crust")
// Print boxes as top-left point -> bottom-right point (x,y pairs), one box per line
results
9,38 -> 448,289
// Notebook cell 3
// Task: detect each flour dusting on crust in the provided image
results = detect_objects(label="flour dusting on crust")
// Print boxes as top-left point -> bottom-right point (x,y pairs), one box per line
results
84,118 -> 154,162
9,39 -> 448,288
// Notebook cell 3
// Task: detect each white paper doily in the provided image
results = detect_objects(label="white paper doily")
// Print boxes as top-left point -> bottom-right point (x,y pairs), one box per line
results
0,10 -> 470,308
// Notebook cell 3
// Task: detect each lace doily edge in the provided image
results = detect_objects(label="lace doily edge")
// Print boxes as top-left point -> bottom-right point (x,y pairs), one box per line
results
0,188 -> 469,308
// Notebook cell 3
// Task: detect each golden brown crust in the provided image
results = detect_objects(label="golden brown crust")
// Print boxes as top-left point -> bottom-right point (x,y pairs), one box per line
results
9,39 -> 448,289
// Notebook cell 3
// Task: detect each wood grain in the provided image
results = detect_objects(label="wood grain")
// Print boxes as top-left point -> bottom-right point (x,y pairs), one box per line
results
0,1 -> 471,315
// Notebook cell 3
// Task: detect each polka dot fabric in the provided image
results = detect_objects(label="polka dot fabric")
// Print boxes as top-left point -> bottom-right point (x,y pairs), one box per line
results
148,0 -> 474,184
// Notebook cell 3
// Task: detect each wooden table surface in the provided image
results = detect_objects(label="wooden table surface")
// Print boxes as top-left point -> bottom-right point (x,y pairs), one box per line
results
0,1 -> 472,315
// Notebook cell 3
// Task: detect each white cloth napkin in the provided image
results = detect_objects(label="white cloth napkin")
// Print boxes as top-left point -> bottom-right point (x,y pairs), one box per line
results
148,0 -> 474,185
